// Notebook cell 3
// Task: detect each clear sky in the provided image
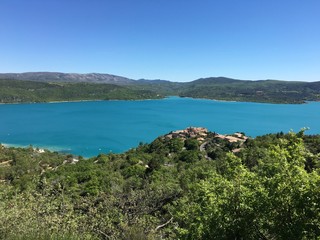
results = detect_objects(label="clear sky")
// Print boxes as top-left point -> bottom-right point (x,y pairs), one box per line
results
1,0 -> 319,82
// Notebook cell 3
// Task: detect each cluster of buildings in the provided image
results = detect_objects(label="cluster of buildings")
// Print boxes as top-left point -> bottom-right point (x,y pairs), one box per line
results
165,127 -> 248,143
215,132 -> 248,143
165,127 -> 208,142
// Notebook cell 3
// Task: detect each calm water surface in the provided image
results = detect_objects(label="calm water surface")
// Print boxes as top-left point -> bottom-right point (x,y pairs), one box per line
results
1,97 -> 319,157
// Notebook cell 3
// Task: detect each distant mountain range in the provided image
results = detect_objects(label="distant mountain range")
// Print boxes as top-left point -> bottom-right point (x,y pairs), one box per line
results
0,71 -> 318,85
0,72 -> 319,104
0,72 -> 135,85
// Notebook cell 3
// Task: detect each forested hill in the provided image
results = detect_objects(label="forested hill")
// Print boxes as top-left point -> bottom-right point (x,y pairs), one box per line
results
181,77 -> 320,103
1,72 -> 320,103
1,127 -> 320,239
0,79 -> 163,103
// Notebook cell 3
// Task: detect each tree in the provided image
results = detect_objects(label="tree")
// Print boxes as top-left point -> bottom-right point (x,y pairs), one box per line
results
184,138 -> 199,151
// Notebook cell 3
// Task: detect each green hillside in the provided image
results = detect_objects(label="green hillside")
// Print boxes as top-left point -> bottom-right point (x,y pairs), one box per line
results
180,77 -> 320,104
0,79 -> 163,103
1,128 -> 319,239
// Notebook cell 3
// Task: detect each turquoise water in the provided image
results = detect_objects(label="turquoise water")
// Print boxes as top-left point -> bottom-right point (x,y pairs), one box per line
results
0,97 -> 319,157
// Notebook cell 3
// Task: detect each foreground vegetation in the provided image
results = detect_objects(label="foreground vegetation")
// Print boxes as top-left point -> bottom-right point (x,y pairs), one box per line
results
1,128 -> 320,239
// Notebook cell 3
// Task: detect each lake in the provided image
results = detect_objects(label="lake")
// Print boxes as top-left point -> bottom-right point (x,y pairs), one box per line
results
1,97 -> 319,157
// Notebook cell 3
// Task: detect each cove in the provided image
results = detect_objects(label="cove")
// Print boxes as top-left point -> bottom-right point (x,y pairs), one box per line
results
0,97 -> 320,157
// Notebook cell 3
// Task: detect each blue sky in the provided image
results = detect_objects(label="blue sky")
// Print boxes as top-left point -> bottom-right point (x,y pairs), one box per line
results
1,0 -> 319,82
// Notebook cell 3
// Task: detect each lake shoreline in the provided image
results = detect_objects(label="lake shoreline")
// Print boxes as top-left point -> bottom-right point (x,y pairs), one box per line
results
0,95 -> 316,105
0,97 -> 164,105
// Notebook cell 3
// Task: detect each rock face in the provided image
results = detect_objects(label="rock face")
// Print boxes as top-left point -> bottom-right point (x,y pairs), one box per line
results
0,72 -> 135,85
